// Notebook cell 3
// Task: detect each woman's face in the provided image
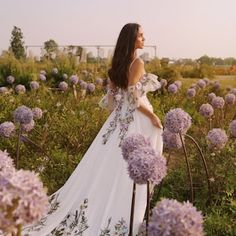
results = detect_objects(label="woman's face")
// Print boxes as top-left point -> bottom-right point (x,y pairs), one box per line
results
135,27 -> 145,49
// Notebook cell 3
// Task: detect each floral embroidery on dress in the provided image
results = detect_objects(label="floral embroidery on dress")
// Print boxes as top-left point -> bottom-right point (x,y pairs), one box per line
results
102,73 -> 160,146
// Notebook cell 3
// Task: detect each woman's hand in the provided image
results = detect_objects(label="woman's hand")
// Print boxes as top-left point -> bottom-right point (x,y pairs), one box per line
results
150,113 -> 163,129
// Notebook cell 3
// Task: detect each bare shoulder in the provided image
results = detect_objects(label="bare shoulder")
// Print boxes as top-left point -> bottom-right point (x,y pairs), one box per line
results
129,58 -> 145,85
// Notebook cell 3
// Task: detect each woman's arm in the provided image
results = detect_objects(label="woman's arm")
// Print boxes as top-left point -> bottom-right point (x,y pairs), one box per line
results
129,58 -> 163,129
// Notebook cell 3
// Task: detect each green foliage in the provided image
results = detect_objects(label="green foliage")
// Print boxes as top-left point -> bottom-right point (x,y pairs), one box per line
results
43,39 -> 59,60
9,26 -> 26,59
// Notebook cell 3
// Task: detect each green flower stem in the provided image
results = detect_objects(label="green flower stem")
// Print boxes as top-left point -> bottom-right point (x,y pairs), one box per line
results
16,126 -> 22,168
179,132 -> 194,202
184,133 -> 212,202
129,182 -> 136,236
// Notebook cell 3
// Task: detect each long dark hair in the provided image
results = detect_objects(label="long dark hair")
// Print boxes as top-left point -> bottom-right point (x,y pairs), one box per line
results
108,23 -> 140,89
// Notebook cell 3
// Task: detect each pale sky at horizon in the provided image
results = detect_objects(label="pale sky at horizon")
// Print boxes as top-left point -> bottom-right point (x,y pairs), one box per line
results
0,0 -> 236,59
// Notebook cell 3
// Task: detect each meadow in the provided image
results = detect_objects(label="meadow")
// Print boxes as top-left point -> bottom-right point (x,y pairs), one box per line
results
0,53 -> 235,235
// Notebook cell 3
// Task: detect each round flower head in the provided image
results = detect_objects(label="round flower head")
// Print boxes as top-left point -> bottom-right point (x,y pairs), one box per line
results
160,79 -> 167,88
0,87 -> 8,94
7,169 -> 49,225
0,150 -> 15,176
187,88 -> 196,98
168,84 -> 178,94
15,84 -> 26,94
230,88 -> 236,95
6,75 -> 15,84
165,108 -> 192,134
32,107 -> 43,120
52,68 -> 58,74
199,103 -> 214,118
62,73 -> 68,80
211,96 -> 225,109
87,83 -> 96,93
208,92 -> 216,102
40,70 -> 47,75
59,81 -> 68,91
163,128 -> 183,150
225,93 -> 236,105
127,147 -> 167,185
80,81 -> 88,90
229,120 -> 236,137
148,198 -> 204,236
38,73 -> 46,81
121,133 -> 151,161
96,78 -> 103,85
0,122 -> 15,138
197,79 -> 206,89
207,128 -> 228,150
174,80 -> 182,89
21,119 -> 35,132
30,81 -> 40,90
203,77 -> 210,85
13,105 -> 33,124
213,81 -> 220,90
69,75 -> 79,85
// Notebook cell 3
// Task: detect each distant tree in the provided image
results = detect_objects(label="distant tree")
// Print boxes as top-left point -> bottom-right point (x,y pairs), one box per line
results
197,55 -> 214,66
224,57 -> 236,65
9,26 -> 26,59
43,39 -> 58,59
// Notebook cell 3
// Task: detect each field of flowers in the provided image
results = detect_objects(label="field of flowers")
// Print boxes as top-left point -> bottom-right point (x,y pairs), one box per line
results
0,53 -> 235,235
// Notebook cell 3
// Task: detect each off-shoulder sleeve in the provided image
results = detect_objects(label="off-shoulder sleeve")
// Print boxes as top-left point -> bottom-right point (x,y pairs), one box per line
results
98,88 -> 116,110
141,73 -> 161,92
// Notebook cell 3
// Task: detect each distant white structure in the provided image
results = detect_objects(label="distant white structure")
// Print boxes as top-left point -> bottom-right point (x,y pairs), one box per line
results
80,48 -> 87,62
140,52 -> 151,62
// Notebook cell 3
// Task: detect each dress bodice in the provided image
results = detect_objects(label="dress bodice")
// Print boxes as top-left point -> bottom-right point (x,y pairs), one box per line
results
99,73 -> 161,145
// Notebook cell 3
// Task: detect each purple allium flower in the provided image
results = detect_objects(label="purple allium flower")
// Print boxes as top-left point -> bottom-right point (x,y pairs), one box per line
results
62,73 -> 68,80
80,81 -> 88,90
229,120 -> 236,137
38,73 -> 46,81
13,105 -> 33,124
160,79 -> 167,88
203,77 -> 210,85
15,84 -> 26,94
225,93 -> 236,105
174,80 -> 182,89
213,81 -> 220,90
127,147 -> 167,185
0,150 -> 15,175
69,75 -> 79,85
21,119 -> 35,132
211,96 -> 225,109
187,88 -> 196,98
163,128 -> 182,150
40,70 -> 47,75
208,92 -> 216,102
6,169 -> 49,225
199,103 -> 214,118
6,75 -> 15,84
32,107 -> 43,120
30,81 -> 40,90
95,78 -> 103,85
167,84 -> 178,94
0,87 -> 8,94
207,128 -> 228,150
0,122 -> 15,138
52,68 -> 58,74
197,79 -> 207,89
121,134 -> 151,161
230,88 -> 236,95
148,199 -> 204,236
58,81 -> 68,91
165,108 -> 192,134
87,83 -> 96,93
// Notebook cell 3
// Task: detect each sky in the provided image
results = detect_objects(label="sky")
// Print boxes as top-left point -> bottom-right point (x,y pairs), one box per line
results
0,0 -> 236,59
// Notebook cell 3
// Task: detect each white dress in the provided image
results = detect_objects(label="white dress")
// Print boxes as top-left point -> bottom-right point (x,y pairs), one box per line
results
23,73 -> 163,236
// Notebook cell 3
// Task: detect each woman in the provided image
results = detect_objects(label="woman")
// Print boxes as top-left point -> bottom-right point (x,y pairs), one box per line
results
23,23 -> 163,236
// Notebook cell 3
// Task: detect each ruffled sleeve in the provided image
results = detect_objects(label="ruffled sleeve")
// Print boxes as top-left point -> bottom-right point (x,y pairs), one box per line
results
141,73 -> 161,92
98,88 -> 116,110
